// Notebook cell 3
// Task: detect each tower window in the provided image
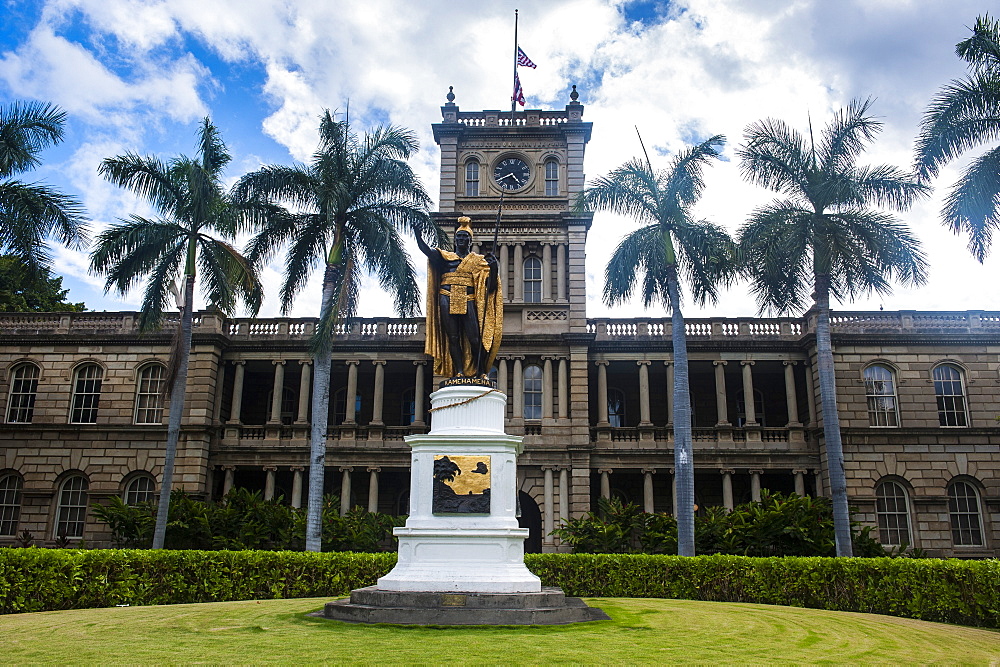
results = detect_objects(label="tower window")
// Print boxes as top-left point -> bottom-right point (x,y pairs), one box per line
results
465,160 -> 480,197
544,159 -> 559,196
524,256 -> 542,303
523,365 -> 542,420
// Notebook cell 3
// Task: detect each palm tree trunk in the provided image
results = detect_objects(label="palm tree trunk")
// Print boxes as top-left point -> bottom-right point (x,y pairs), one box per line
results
151,273 -> 195,550
305,263 -> 339,552
666,265 -> 695,556
813,272 -> 853,557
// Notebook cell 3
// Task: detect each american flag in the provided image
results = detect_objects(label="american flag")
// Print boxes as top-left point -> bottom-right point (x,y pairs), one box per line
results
517,47 -> 537,68
512,72 -> 526,106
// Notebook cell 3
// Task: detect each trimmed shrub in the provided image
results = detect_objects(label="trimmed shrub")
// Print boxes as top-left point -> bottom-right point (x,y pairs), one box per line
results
1,550 -> 997,628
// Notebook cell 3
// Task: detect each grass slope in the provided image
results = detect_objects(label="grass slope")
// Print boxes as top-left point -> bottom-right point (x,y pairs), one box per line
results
2,597 -> 998,664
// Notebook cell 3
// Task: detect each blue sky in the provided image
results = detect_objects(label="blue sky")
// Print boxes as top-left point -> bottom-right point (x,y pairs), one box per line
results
1,0 -> 996,319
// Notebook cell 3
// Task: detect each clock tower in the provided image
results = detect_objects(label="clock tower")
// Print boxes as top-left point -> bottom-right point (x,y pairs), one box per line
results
431,86 -> 595,523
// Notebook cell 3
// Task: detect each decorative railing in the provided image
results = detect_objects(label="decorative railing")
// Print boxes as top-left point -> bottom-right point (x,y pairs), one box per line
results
3,311 -> 997,340
455,110 -> 573,127
592,426 -> 801,444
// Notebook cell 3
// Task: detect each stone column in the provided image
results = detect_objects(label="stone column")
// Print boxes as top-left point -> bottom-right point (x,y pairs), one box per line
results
296,360 -> 311,423
263,465 -> 277,501
230,361 -> 245,424
344,360 -> 359,424
670,467 -> 677,517
269,360 -> 286,424
596,361 -> 610,426
368,467 -> 381,513
542,242 -> 553,302
513,242 -> 524,302
664,361 -> 674,425
721,468 -> 735,511
499,243 -> 510,302
542,357 -> 554,419
512,357 -> 524,419
543,467 -> 554,545
557,358 -> 568,419
813,469 -> 824,497
805,363 -> 817,427
339,466 -> 353,516
637,361 -> 652,426
496,357 -> 508,397
558,468 -> 569,524
642,468 -> 655,513
783,361 -> 801,426
793,469 -> 807,497
714,360 -> 730,426
412,361 -> 427,427
749,469 -> 763,502
599,469 -> 611,500
740,361 -> 757,426
371,360 -> 385,426
222,465 -> 235,496
291,466 -> 304,508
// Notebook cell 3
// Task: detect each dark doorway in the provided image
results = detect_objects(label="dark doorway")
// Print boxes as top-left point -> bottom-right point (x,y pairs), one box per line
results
518,491 -> 543,553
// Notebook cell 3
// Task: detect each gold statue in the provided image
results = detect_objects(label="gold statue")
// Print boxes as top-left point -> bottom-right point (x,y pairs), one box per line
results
417,217 -> 502,377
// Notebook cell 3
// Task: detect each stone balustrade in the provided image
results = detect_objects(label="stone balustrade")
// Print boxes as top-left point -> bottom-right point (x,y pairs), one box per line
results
454,109 -> 574,127
3,311 -> 997,340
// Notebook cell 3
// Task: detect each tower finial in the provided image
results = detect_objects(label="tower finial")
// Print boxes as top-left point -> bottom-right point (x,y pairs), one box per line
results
570,84 -> 579,102
446,86 -> 456,103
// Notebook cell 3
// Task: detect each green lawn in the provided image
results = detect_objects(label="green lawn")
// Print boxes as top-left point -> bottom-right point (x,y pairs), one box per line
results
2,597 -> 997,664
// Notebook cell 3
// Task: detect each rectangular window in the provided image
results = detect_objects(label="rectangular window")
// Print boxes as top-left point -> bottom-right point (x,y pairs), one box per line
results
6,364 -> 39,423
465,161 -> 479,197
134,365 -> 166,424
71,365 -> 103,424
544,160 -> 558,196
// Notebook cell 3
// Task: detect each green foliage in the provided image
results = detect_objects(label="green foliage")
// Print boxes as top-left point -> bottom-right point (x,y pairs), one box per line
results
91,489 -> 404,552
525,554 -> 1000,628
1,550 -> 997,628
0,255 -> 85,311
554,493 -> 915,558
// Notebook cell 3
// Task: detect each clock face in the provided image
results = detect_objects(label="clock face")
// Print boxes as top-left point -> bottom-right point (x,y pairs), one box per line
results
493,157 -> 530,191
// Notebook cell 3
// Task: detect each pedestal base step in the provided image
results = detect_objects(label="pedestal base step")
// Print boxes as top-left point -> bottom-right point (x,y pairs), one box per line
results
321,586 -> 610,626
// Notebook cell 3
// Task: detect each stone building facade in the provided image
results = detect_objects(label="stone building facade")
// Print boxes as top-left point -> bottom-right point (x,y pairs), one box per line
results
0,95 -> 997,556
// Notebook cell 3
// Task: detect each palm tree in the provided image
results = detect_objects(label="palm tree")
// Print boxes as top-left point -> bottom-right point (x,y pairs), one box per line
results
915,14 -> 1000,262
91,118 -> 263,549
737,99 -> 929,556
234,111 -> 435,552
1,101 -> 88,272
576,135 -> 736,557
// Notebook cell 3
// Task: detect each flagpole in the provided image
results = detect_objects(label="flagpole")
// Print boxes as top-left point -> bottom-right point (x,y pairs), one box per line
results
511,9 -> 519,117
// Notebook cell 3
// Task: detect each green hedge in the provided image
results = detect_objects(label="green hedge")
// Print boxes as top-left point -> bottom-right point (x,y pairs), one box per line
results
1,550 -> 998,628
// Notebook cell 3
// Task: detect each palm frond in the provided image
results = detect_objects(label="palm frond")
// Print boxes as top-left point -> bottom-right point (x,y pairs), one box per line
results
196,117 -> 231,174
941,144 -> 1000,261
956,14 -> 1000,73
737,202 -> 814,314
580,159 -> 660,223
914,72 -> 1000,179
818,98 -> 880,176
137,242 -> 187,332
196,235 -> 262,317
99,152 -> 185,218
233,164 -> 317,211
89,215 -> 187,295
0,180 -> 88,270
738,118 -> 810,198
674,216 -> 738,306
603,224 -> 669,309
0,101 -> 66,178
840,164 -> 930,211
663,135 -> 726,206
350,210 -> 421,318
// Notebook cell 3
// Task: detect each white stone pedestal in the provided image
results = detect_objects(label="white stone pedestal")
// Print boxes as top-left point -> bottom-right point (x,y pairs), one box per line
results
377,384 -> 541,593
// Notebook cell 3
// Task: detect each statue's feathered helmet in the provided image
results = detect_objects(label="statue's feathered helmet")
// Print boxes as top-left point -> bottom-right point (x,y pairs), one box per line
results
456,216 -> 474,239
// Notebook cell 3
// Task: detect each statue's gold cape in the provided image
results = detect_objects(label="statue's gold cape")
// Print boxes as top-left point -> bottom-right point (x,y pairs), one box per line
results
425,249 -> 503,377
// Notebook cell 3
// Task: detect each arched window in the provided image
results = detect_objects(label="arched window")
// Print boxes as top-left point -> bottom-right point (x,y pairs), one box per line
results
933,364 -> 968,427
134,364 -> 166,424
55,475 -> 88,538
70,364 -> 103,424
608,388 -> 626,428
875,480 -> 912,547
465,160 -> 480,197
6,363 -> 39,423
948,480 -> 985,547
124,474 -> 156,506
332,388 -> 363,425
523,365 -> 542,420
523,256 -> 542,303
864,364 -> 899,427
544,159 -> 559,196
0,473 -> 23,536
